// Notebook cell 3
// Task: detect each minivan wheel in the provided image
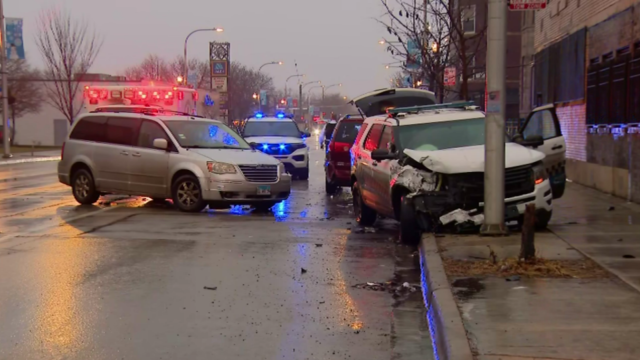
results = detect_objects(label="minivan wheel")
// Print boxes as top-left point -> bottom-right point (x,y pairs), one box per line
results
352,181 -> 376,226
71,168 -> 100,205
172,175 -> 207,213
399,195 -> 421,246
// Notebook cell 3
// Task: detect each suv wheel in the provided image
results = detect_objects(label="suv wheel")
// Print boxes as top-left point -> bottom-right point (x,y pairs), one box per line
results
352,181 -> 376,226
298,165 -> 310,180
172,174 -> 207,213
399,195 -> 421,245
325,176 -> 338,194
71,168 -> 100,205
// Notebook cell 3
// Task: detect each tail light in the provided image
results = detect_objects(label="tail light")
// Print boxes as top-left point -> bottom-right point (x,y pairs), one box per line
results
61,141 -> 65,161
152,91 -> 161,100
177,91 -> 184,100
88,90 -> 99,99
99,89 -> 108,100
138,91 -> 148,99
192,92 -> 199,101
165,91 -> 174,100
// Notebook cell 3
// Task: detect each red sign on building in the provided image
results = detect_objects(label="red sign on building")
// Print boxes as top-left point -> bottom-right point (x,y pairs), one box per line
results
508,0 -> 546,10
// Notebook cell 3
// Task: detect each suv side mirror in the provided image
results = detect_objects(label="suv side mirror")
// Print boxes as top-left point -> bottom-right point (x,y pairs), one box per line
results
249,142 -> 259,149
371,148 -> 396,161
302,131 -> 311,138
519,134 -> 544,148
153,138 -> 168,150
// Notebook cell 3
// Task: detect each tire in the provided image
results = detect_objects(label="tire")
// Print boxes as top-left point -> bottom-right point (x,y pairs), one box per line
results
352,181 -> 376,226
254,202 -> 277,212
298,167 -> 310,181
71,168 -> 100,205
325,176 -> 338,194
172,174 -> 207,213
399,195 -> 421,245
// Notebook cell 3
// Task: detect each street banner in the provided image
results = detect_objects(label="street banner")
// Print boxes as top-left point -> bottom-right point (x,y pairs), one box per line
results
444,67 -> 456,87
260,90 -> 267,106
406,39 -> 420,70
5,18 -> 25,60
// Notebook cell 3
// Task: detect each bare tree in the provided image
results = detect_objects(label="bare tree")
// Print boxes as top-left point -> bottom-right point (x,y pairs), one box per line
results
229,62 -> 274,120
35,8 -> 103,124
3,60 -> 43,145
123,54 -> 172,82
168,57 -> 210,89
378,0 -> 486,101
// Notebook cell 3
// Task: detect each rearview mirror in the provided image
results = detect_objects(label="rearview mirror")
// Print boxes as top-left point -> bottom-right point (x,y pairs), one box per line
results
153,138 -> 168,150
519,134 -> 544,148
371,149 -> 396,161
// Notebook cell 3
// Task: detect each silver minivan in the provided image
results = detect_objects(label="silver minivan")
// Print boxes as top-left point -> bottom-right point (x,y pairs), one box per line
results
58,112 -> 292,212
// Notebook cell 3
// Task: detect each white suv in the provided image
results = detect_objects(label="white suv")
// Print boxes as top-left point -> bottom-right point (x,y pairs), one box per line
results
242,113 -> 311,180
58,111 -> 291,212
350,101 -> 566,244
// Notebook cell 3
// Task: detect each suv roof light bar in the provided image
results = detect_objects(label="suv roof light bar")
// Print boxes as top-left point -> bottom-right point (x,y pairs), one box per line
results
387,101 -> 477,116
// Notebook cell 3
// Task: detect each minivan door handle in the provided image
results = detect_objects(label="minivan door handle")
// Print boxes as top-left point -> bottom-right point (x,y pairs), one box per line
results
132,152 -> 141,157
120,151 -> 129,156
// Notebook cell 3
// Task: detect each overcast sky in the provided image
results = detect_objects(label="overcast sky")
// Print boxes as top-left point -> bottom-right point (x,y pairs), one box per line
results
7,0 -> 398,98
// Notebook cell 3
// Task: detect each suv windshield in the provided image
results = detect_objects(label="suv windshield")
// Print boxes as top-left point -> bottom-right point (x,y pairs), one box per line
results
399,117 -> 492,151
162,120 -> 251,149
244,121 -> 301,137
334,122 -> 362,143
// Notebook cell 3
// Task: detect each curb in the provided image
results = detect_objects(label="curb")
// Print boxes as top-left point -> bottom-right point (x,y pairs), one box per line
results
0,157 -> 60,167
419,234 -> 475,360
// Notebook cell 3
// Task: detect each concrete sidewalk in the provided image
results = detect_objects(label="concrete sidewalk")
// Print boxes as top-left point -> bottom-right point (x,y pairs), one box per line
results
419,182 -> 640,360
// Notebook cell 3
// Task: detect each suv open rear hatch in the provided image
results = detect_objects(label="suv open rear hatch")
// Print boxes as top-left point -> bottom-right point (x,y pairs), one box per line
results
348,88 -> 437,117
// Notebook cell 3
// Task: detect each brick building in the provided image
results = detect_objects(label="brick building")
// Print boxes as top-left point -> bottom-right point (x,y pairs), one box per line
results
521,0 -> 640,201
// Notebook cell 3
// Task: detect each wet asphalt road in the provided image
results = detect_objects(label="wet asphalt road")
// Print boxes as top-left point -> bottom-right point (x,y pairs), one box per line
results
0,139 -> 433,360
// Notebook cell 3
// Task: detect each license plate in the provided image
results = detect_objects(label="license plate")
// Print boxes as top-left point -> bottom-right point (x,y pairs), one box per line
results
505,205 -> 520,219
257,185 -> 271,195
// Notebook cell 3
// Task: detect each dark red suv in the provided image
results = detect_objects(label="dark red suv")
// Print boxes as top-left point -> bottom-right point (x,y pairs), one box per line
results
324,115 -> 364,194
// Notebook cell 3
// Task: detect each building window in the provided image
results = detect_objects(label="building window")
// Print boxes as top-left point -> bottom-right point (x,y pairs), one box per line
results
462,5 -> 476,34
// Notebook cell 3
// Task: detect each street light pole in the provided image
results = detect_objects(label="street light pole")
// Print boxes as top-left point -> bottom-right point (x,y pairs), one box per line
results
285,74 -> 304,97
183,27 -> 223,84
300,80 -> 320,131
1,0 -> 10,158
307,85 -> 323,110
323,83 -> 342,101
257,61 -> 283,112
481,0 -> 508,235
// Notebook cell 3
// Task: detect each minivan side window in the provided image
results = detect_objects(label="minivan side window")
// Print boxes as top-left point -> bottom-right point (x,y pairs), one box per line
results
138,120 -> 170,149
69,116 -> 107,142
364,124 -> 384,151
105,117 -> 141,146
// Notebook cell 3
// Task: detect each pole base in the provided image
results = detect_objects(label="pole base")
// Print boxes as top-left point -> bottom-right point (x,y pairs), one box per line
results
480,223 -> 509,236
2,153 -> 12,159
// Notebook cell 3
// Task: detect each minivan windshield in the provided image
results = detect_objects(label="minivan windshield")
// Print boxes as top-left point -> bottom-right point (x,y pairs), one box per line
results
399,117 -> 509,151
243,121 -> 301,137
162,120 -> 251,149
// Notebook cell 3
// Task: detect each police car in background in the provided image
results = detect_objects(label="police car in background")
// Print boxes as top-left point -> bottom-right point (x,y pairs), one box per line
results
242,112 -> 311,180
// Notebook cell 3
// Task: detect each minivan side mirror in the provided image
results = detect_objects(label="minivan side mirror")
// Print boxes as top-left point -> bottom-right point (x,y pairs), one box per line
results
519,134 -> 544,148
371,148 -> 397,161
153,138 -> 168,150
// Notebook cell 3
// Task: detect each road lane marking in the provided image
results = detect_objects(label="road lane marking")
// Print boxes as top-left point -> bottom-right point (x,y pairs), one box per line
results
0,157 -> 60,166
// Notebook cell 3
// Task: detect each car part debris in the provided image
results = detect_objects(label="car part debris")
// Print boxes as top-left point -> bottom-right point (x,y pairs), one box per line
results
392,165 -> 440,198
364,227 -> 377,233
301,268 -> 308,274
203,286 -> 217,291
439,208 -> 484,226
353,281 -> 418,298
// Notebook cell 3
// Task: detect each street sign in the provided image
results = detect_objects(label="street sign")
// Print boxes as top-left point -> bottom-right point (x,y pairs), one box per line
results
292,99 -> 298,107
444,67 -> 456,87
187,73 -> 198,87
259,90 -> 267,106
211,60 -> 228,76
213,77 -> 227,92
286,97 -> 293,107
508,0 -> 546,10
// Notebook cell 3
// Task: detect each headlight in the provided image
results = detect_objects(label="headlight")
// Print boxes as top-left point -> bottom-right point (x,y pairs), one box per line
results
314,129 -> 320,135
532,164 -> 547,185
207,161 -> 237,174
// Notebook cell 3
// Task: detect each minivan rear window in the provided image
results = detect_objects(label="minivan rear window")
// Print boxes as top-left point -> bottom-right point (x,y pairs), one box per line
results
70,116 -> 107,142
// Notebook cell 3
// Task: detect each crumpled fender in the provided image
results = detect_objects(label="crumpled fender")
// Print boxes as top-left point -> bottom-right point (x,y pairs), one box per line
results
391,164 -> 441,197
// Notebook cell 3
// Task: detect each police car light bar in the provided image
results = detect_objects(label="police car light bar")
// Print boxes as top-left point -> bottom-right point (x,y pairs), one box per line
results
387,101 -> 477,116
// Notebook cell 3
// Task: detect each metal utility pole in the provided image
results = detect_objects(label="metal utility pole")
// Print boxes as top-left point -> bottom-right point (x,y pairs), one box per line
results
299,83 -> 305,130
480,0 -> 507,235
322,86 -> 325,102
0,0 -> 10,158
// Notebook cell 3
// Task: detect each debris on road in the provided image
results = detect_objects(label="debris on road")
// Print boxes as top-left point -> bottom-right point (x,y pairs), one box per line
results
203,286 -> 217,291
506,275 -> 521,282
608,206 -> 616,211
352,281 -> 418,298
364,227 -> 377,233
315,244 -> 323,247
301,268 -> 308,274
439,208 -> 484,226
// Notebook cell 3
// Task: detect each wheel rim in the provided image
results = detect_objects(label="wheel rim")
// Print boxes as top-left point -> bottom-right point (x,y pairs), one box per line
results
177,180 -> 200,207
74,174 -> 90,200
